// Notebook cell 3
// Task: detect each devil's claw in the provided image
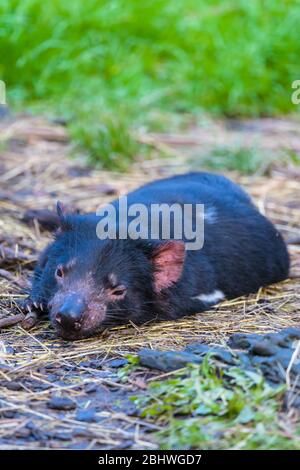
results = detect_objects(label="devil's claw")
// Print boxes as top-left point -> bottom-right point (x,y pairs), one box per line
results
22,298 -> 47,314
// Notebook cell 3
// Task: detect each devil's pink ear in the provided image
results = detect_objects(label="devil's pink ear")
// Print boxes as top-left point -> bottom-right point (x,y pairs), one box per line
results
151,241 -> 185,293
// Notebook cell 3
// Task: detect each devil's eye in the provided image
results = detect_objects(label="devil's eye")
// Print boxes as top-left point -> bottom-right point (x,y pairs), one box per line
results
111,286 -> 126,297
107,274 -> 126,297
55,266 -> 64,278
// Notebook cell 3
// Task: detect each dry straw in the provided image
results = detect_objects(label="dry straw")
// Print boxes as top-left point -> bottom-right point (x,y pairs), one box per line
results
0,115 -> 299,448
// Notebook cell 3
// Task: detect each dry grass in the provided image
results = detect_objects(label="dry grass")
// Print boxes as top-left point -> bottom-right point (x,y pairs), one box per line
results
0,115 -> 300,449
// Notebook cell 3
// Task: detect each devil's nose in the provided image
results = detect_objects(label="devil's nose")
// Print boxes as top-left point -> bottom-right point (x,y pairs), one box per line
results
55,297 -> 85,329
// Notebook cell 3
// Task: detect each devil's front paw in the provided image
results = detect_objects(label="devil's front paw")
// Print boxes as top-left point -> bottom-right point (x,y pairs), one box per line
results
21,297 -> 48,330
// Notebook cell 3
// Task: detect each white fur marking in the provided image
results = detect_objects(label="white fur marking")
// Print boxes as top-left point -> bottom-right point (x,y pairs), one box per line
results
193,289 -> 225,304
204,206 -> 217,223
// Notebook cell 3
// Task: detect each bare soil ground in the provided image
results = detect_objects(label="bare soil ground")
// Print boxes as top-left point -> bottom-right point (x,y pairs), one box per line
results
0,114 -> 299,449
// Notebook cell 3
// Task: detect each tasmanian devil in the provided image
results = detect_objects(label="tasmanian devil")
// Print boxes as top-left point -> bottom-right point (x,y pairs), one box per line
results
25,172 -> 289,340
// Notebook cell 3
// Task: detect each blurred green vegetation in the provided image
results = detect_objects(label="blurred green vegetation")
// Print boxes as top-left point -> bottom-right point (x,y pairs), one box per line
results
133,359 -> 300,450
1,0 -> 300,169
198,146 -> 300,174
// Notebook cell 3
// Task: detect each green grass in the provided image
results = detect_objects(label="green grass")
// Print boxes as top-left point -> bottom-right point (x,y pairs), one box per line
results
199,147 -> 268,174
196,146 -> 300,174
1,0 -> 300,168
132,358 -> 300,450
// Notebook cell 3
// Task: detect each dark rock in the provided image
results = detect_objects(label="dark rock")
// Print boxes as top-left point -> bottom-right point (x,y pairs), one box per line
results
282,327 -> 300,341
139,348 -> 202,372
47,396 -> 76,411
107,358 -> 128,368
93,371 -> 112,379
24,378 -> 52,392
235,352 -> 253,369
26,421 -> 49,441
2,380 -> 23,391
0,409 -> 16,419
84,383 -> 98,394
184,343 -> 210,355
227,333 -> 261,350
249,340 -> 277,357
251,356 -> 277,367
186,343 -> 236,365
209,347 -> 237,365
139,328 -> 300,390
262,370 -> 283,385
290,363 -> 300,376
80,359 -> 102,368
263,333 -> 290,348
274,348 -> 296,366
75,408 -> 97,423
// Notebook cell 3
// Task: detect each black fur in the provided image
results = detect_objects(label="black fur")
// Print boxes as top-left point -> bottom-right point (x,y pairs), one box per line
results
27,172 -> 290,339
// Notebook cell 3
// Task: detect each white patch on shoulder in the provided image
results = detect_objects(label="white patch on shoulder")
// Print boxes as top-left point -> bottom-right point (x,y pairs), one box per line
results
204,206 -> 217,223
192,289 -> 225,305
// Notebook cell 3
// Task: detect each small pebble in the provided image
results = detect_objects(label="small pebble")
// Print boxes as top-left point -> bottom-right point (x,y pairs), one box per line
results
107,358 -> 128,368
47,396 -> 76,411
2,380 -> 23,391
75,408 -> 97,423
84,383 -> 98,394
0,410 -> 16,419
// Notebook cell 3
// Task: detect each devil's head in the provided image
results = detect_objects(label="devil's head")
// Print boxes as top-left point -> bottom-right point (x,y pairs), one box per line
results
31,203 -> 186,340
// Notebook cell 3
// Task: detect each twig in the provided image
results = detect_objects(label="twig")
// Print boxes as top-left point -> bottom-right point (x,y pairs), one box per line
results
0,268 -> 27,288
0,313 -> 25,329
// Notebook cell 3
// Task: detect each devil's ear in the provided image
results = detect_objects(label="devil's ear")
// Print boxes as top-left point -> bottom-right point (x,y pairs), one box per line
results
151,241 -> 185,293
55,200 -> 70,233
56,201 -> 66,219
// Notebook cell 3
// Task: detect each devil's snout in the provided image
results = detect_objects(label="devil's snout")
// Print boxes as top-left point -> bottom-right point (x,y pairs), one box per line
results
55,294 -> 86,330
